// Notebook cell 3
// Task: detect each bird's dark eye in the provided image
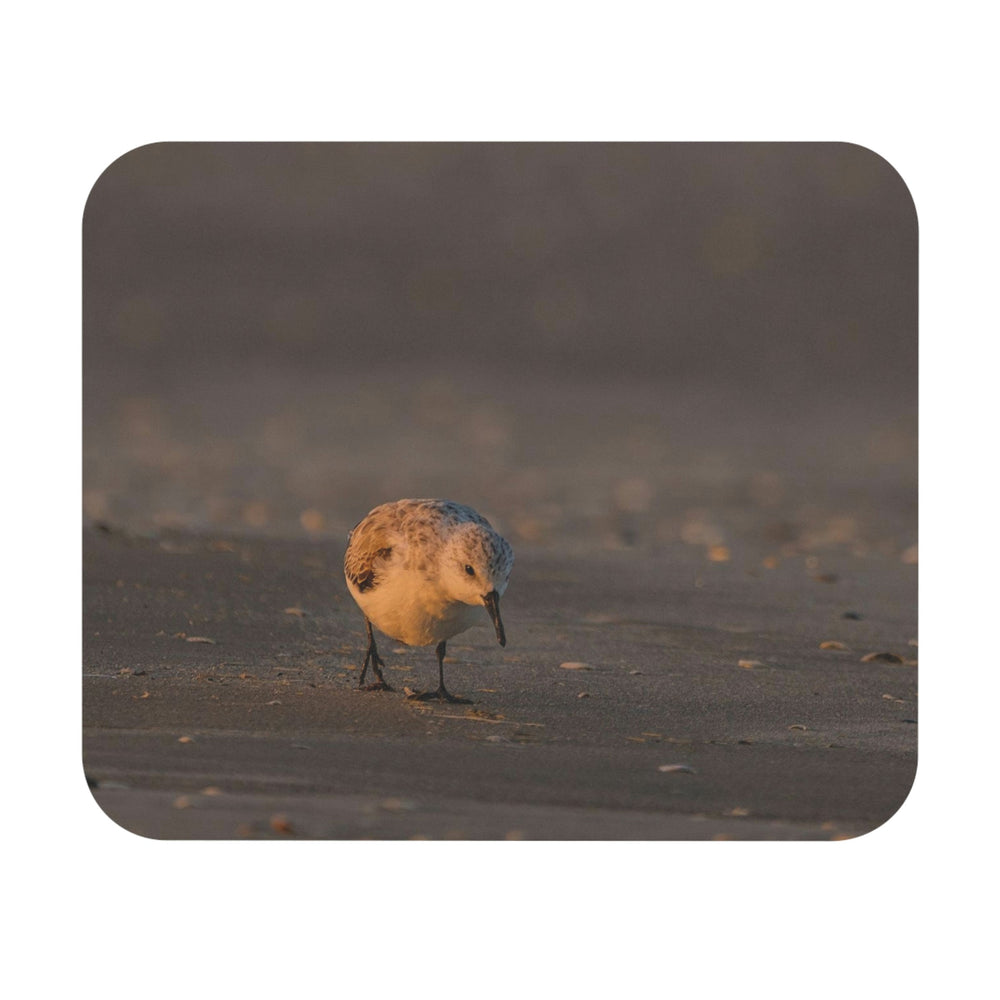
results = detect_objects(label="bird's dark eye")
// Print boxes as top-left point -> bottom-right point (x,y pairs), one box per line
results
465,564 -> 475,576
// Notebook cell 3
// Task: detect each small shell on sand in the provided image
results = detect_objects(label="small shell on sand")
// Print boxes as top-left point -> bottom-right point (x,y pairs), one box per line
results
861,651 -> 904,664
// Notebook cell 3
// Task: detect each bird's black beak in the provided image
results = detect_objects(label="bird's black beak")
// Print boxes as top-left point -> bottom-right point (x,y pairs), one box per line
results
483,590 -> 506,647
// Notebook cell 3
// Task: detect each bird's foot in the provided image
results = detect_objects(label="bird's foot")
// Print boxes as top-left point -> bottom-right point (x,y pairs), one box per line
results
406,686 -> 471,704
359,680 -> 395,693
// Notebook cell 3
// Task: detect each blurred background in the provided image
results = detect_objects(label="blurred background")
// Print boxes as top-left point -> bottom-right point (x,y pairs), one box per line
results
83,143 -> 917,559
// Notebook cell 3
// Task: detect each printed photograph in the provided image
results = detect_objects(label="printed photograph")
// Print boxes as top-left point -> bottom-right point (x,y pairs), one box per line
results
83,142 -> 917,839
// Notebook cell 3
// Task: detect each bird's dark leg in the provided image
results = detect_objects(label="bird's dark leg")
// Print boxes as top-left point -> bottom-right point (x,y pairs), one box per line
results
408,640 -> 471,703
435,640 -> 450,697
359,618 -> 393,692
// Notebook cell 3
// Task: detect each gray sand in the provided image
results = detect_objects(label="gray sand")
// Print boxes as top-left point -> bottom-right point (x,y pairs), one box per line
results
82,143 -> 917,840
84,522 -> 916,840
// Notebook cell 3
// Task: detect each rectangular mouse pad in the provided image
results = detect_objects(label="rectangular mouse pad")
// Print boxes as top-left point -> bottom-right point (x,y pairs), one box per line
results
83,142 -> 917,840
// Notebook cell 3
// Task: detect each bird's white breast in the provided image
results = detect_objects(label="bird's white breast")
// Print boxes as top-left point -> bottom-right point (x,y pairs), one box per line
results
348,567 -> 485,646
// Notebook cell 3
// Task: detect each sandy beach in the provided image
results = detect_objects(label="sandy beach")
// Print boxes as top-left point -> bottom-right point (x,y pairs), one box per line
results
84,501 -> 916,840
82,143 -> 917,840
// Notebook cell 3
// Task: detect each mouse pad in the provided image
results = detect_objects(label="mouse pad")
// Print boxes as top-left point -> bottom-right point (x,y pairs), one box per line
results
83,142 -> 917,840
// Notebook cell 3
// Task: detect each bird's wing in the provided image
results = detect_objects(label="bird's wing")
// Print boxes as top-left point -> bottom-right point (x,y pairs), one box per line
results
345,517 -> 395,594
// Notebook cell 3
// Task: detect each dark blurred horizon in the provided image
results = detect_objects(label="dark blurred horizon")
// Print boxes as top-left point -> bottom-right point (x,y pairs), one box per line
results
84,143 -> 915,388
83,143 -> 917,547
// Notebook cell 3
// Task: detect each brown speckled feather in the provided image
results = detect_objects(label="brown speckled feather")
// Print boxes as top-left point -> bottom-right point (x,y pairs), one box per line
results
344,520 -> 395,594
343,498 -> 514,651
345,499 -> 494,594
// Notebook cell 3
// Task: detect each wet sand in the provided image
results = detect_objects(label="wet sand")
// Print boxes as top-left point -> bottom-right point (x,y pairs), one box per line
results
82,144 -> 917,840
83,517 -> 916,840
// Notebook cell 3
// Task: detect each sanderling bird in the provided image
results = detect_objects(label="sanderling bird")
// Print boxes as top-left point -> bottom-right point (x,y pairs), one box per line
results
344,499 -> 514,703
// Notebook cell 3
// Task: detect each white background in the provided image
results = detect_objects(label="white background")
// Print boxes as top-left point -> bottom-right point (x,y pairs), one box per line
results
5,2 -> 989,997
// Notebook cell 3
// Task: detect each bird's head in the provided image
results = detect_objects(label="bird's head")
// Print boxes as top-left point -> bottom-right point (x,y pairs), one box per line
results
443,522 -> 514,646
